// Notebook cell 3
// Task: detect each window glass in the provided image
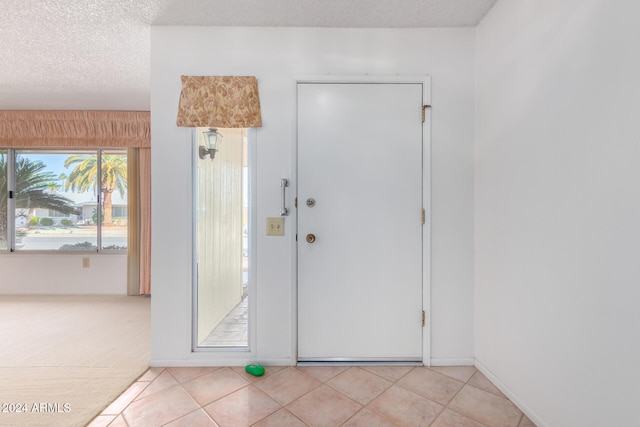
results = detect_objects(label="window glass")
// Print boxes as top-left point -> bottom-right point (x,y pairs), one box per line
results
0,150 -> 7,250
100,150 -> 127,250
195,128 -> 249,348
15,151 -> 97,251
0,149 -> 127,252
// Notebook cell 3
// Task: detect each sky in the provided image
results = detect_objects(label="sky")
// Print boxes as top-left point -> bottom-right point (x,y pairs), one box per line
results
19,153 -> 84,180
15,152 -> 128,203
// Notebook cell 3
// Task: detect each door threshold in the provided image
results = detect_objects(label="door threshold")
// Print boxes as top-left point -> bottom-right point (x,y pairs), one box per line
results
297,360 -> 423,367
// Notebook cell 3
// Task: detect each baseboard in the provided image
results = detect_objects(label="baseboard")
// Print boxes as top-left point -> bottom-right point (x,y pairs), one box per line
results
149,357 -> 293,367
474,360 -> 547,427
429,357 -> 475,367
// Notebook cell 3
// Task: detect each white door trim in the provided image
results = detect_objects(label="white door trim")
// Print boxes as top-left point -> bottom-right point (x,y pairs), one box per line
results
291,75 -> 432,365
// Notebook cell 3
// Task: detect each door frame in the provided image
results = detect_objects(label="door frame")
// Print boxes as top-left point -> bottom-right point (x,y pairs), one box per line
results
291,75 -> 432,366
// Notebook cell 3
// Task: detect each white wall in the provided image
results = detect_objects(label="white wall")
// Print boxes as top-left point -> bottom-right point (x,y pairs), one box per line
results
150,27 -> 475,365
475,0 -> 640,425
0,254 -> 127,294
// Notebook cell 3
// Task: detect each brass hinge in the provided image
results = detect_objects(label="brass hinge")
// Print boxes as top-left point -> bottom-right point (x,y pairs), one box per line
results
421,209 -> 425,225
422,310 -> 426,327
295,197 -> 298,208
422,105 -> 431,123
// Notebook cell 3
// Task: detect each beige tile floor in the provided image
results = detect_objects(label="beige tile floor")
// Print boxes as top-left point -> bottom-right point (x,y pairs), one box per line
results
88,365 -> 536,427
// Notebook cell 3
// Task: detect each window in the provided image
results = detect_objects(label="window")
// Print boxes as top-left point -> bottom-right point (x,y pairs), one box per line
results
0,149 -> 127,252
0,149 -> 7,251
194,128 -> 251,349
112,206 -> 128,218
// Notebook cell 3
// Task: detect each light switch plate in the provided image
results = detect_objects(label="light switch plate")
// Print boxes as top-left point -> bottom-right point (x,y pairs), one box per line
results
266,217 -> 285,236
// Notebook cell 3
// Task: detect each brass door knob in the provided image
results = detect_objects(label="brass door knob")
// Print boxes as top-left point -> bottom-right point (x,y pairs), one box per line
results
306,233 -> 316,243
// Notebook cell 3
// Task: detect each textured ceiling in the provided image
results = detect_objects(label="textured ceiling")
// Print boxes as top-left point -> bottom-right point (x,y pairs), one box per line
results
0,0 -> 497,110
153,0 -> 498,27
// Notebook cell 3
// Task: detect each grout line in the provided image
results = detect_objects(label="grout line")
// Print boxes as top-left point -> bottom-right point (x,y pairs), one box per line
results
282,373 -> 327,407
359,364 -> 416,383
446,384 -> 517,427
100,369 -> 158,415
444,406 -> 491,427
187,367 -> 252,407
360,399 -> 404,427
430,369 -> 503,427
323,366 -> 393,406
359,369 -> 425,427
294,364 -> 347,383
113,369 -> 165,425
169,374 -> 214,425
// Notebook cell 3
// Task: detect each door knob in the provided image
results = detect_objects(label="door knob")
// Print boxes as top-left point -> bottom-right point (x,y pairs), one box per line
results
306,233 -> 316,243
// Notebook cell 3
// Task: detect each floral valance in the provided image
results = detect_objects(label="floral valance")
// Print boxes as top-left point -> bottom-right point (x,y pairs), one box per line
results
176,76 -> 262,128
0,110 -> 150,148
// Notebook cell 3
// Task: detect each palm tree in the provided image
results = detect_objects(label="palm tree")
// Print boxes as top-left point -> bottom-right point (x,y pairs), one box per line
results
64,154 -> 127,226
58,172 -> 68,189
0,154 -> 79,247
46,181 -> 60,193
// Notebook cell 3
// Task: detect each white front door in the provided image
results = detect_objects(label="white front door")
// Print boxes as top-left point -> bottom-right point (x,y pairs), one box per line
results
297,81 -> 426,361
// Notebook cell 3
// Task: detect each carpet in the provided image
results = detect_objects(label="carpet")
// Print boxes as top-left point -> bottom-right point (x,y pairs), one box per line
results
0,295 -> 150,427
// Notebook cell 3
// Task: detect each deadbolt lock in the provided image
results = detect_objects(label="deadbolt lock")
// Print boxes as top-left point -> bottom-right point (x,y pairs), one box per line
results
306,233 -> 316,243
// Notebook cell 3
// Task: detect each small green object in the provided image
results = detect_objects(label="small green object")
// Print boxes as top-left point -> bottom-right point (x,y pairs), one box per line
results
245,364 -> 265,376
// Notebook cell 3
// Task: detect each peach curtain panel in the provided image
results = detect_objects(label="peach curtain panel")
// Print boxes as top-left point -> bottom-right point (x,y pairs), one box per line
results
176,76 -> 262,128
0,110 -> 150,147
127,148 -> 141,296
127,147 -> 152,295
138,148 -> 152,295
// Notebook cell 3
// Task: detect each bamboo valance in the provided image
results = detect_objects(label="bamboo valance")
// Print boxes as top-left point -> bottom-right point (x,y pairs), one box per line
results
176,76 -> 262,128
0,110 -> 150,148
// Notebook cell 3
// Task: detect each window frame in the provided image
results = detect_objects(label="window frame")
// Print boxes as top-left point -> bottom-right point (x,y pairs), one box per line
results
191,127 -> 257,354
1,148 -> 128,254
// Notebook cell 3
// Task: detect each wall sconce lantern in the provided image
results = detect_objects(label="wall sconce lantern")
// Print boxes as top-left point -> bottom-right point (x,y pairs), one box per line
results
199,128 -> 222,159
